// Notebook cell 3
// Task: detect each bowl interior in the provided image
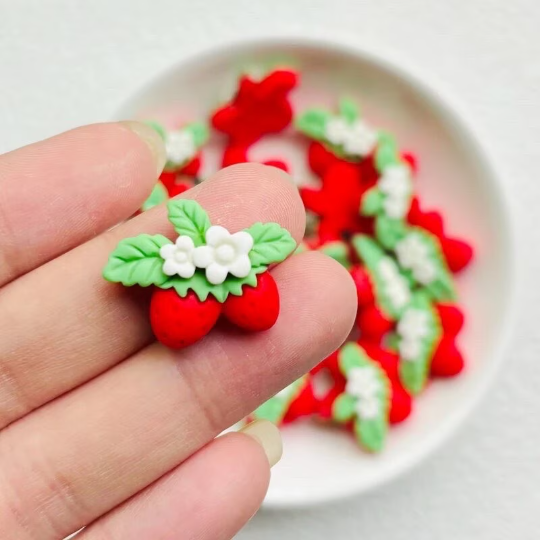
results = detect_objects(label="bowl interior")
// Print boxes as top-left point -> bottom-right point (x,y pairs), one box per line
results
116,39 -> 514,507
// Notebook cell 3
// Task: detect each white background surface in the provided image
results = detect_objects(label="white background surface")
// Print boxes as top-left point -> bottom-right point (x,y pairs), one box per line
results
0,0 -> 537,538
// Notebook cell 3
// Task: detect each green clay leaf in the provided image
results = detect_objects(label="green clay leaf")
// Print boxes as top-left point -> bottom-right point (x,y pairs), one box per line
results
167,199 -> 211,246
103,234 -> 171,287
339,98 -> 359,123
338,342 -> 369,374
295,109 -> 332,140
375,215 -> 408,250
161,266 -> 265,303
294,242 -> 310,255
333,393 -> 357,423
361,188 -> 384,216
141,182 -> 168,212
398,291 -> 442,395
319,241 -> 351,269
375,132 -> 400,172
352,235 -> 411,320
245,222 -> 296,267
184,122 -> 209,147
355,415 -> 387,453
144,120 -> 167,141
252,398 -> 288,424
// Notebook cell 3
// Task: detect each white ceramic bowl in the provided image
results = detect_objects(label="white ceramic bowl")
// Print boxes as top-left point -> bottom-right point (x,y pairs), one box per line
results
116,37 -> 516,508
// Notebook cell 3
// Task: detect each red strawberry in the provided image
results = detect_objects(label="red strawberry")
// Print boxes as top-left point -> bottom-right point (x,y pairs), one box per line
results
430,338 -> 464,377
150,289 -> 221,349
357,305 -> 394,341
308,140 -> 341,176
222,271 -> 280,331
349,265 -> 375,307
389,381 -> 413,424
441,237 -> 474,273
436,304 -> 465,335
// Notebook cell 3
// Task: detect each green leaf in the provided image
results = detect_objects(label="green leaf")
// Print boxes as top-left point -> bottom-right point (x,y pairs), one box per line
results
355,415 -> 387,453
184,122 -> 209,147
339,98 -> 359,123
167,199 -> 211,246
253,398 -> 288,423
295,109 -> 332,140
103,234 -> 171,287
375,132 -> 400,172
245,222 -> 296,267
361,188 -> 384,216
144,120 -> 167,141
161,266 -> 265,303
333,393 -> 357,423
318,241 -> 350,268
375,215 -> 408,250
338,342 -> 367,374
141,182 -> 168,212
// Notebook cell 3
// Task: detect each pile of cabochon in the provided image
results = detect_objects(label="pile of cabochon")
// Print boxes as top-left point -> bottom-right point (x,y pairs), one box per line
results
142,68 -> 474,453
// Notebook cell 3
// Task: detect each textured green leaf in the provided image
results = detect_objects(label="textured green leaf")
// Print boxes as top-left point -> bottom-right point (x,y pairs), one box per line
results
355,415 -> 387,452
361,188 -> 384,216
103,234 -> 171,287
333,393 -> 357,423
167,199 -> 211,245
398,291 -> 442,395
141,182 -> 168,212
161,266 -> 265,303
375,132 -> 400,172
144,120 -> 167,141
339,98 -> 359,123
184,122 -> 209,147
295,109 -> 332,140
245,222 -> 296,267
375,215 -> 408,250
253,398 -> 287,423
338,342 -> 367,374
319,241 -> 350,269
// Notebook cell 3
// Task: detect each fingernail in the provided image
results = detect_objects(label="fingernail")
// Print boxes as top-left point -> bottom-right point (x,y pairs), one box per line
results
240,420 -> 283,467
120,120 -> 166,175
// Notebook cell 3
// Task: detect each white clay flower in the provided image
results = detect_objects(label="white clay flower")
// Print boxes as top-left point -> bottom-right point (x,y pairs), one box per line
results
276,384 -> 294,400
166,130 -> 196,166
399,338 -> 422,361
385,275 -> 411,310
160,236 -> 196,278
355,396 -> 380,420
378,165 -> 411,219
346,367 -> 382,399
325,117 -> 377,157
396,233 -> 437,285
413,260 -> 437,285
193,225 -> 254,285
398,309 -> 429,340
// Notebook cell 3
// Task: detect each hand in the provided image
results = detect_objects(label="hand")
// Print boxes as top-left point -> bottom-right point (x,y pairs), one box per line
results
0,122 -> 356,539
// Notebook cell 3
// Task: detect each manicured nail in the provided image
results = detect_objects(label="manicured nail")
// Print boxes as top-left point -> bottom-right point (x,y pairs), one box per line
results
120,120 -> 166,175
240,420 -> 283,467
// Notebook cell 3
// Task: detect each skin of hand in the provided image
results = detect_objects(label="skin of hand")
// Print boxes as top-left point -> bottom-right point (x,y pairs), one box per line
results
0,122 -> 357,540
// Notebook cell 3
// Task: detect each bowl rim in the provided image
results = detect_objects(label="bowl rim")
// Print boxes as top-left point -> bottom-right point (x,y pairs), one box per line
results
114,34 -> 519,508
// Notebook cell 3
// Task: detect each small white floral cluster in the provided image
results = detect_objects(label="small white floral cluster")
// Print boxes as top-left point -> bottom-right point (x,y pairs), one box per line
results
395,232 -> 437,285
345,366 -> 383,420
377,258 -> 411,311
165,129 -> 196,166
160,226 -> 254,285
378,164 -> 412,219
325,117 -> 378,157
397,308 -> 430,361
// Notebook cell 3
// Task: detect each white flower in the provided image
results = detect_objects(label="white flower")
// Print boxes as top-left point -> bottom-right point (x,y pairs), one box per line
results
160,236 -> 196,278
383,196 -> 409,219
166,130 -> 196,166
377,259 -> 398,280
395,234 -> 429,269
275,386 -> 293,400
386,276 -> 411,310
346,367 -> 381,399
397,309 -> 429,340
379,165 -> 410,197
193,226 -> 253,285
355,396 -> 380,420
399,338 -> 422,361
414,260 -> 437,285
325,117 -> 377,157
